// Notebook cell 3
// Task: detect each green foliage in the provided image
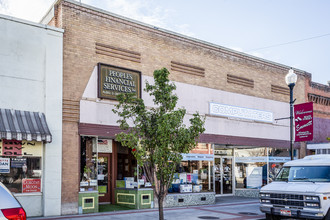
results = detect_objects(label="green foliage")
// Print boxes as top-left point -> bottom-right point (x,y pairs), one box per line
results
113,67 -> 205,198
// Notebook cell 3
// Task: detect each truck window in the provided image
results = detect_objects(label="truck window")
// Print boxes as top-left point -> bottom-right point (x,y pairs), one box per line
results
275,166 -> 330,182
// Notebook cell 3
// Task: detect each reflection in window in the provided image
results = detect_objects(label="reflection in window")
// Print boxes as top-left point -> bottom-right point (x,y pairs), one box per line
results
235,147 -> 267,157
235,148 -> 267,189
235,162 -> 266,189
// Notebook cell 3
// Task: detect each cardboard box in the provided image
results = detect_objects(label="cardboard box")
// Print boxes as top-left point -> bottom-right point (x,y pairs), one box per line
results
180,184 -> 192,193
193,185 -> 202,193
179,173 -> 187,184
187,173 -> 192,183
138,179 -> 145,185
125,180 -> 134,188
192,174 -> 199,184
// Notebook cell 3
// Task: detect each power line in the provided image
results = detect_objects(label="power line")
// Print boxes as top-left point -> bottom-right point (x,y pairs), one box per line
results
246,33 -> 330,52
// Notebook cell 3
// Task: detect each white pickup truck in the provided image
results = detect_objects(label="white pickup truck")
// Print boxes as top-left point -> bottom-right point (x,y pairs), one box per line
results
260,155 -> 330,220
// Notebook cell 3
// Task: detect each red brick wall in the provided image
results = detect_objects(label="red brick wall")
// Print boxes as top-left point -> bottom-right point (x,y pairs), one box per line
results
305,78 -> 330,118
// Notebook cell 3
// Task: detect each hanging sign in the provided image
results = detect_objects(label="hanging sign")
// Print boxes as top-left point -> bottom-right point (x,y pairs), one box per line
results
294,102 -> 313,142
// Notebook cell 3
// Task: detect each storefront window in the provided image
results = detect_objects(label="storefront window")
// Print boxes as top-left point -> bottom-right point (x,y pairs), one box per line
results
235,147 -> 296,189
0,139 -> 43,193
80,137 -> 97,191
115,143 -> 153,189
235,147 -> 267,189
169,156 -> 213,193
117,144 -> 137,181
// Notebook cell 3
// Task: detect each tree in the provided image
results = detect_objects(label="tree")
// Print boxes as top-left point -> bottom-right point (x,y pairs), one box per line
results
113,68 -> 205,220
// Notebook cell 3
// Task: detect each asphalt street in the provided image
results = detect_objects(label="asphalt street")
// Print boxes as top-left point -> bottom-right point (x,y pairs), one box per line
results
29,196 -> 267,220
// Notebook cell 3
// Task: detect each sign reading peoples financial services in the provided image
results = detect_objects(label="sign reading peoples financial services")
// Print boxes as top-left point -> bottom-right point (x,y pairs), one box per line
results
98,63 -> 141,100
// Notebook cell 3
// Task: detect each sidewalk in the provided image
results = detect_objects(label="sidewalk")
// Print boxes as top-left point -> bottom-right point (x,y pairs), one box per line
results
29,196 -> 265,220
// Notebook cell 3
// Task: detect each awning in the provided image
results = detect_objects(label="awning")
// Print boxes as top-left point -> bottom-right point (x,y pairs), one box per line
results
0,108 -> 52,143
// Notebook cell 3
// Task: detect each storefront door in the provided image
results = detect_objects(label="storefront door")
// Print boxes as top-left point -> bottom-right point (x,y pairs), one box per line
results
215,157 -> 233,195
98,153 -> 111,203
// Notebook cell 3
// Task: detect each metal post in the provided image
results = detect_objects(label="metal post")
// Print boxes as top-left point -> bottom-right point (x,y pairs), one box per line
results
289,84 -> 294,160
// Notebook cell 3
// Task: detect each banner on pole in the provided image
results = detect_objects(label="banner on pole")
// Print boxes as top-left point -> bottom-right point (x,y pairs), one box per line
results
294,102 -> 313,142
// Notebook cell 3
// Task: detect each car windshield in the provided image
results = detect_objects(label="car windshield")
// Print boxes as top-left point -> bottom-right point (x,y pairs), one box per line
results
275,166 -> 330,182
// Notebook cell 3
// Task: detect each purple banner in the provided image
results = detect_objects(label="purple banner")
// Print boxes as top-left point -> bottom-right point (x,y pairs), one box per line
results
294,102 -> 313,142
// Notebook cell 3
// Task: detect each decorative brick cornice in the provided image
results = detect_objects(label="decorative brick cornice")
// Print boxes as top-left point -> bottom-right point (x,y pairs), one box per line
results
310,81 -> 330,92
59,0 -> 311,78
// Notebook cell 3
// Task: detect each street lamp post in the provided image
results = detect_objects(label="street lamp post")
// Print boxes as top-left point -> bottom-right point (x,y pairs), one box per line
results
285,68 -> 297,160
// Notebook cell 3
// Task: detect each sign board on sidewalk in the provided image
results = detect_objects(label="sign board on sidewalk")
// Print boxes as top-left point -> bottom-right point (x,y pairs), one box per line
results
294,102 -> 313,142
246,167 -> 262,189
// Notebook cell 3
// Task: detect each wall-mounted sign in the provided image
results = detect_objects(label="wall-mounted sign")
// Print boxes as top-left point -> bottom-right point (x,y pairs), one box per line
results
181,153 -> 214,161
294,102 -> 313,142
98,63 -> 141,100
209,102 -> 273,123
22,179 -> 41,193
0,139 -> 42,157
0,158 -> 10,173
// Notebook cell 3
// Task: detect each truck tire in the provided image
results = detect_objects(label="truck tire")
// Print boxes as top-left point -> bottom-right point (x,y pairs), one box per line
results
266,213 -> 281,220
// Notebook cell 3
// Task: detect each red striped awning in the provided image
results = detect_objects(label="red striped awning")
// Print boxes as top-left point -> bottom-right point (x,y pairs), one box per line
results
0,109 -> 52,143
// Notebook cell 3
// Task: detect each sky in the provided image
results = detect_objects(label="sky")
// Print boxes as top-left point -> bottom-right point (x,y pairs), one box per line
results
0,0 -> 329,85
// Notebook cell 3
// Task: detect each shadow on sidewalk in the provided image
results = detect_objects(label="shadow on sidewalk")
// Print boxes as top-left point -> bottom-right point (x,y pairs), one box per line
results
215,195 -> 259,204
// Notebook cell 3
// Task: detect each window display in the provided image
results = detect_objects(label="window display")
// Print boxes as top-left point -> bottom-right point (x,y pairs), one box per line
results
0,139 -> 42,193
80,137 -> 97,191
169,160 -> 213,193
116,144 -> 152,189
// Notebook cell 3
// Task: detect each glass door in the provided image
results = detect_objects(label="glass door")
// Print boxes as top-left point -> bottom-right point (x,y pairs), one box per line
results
222,157 -> 233,194
215,157 -> 221,194
215,156 -> 233,195
98,153 -> 111,203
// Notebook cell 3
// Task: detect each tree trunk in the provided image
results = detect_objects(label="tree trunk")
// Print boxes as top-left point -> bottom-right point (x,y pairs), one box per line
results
158,194 -> 164,220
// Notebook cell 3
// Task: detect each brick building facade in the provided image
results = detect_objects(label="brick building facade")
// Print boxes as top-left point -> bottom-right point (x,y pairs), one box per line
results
305,79 -> 330,155
42,0 -> 313,215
